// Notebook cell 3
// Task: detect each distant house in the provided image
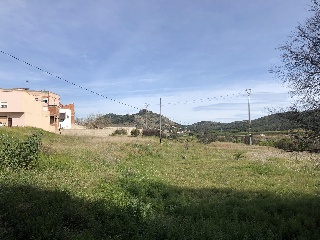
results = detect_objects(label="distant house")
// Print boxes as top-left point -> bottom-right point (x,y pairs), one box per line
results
59,109 -> 72,129
60,103 -> 75,128
0,88 -> 74,132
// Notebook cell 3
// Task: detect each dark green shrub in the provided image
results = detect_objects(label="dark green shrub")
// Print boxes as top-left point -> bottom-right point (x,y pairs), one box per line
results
197,132 -> 217,144
257,139 -> 276,147
111,128 -> 128,136
142,129 -> 159,137
273,134 -> 317,152
130,128 -> 140,137
274,138 -> 297,151
0,133 -> 42,169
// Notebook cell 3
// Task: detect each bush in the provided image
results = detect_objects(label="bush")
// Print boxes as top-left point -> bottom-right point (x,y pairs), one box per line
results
273,134 -> 318,152
274,138 -> 298,152
111,128 -> 128,136
0,133 -> 42,169
196,132 -> 217,144
142,129 -> 159,137
257,139 -> 276,147
130,128 -> 140,137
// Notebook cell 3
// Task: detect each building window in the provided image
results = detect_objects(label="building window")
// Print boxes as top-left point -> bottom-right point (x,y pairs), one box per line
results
35,97 -> 39,101
60,113 -> 66,122
42,98 -> 48,103
0,102 -> 7,108
50,116 -> 55,124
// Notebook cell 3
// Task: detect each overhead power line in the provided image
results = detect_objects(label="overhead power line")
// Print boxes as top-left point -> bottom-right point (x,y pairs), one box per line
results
0,50 -> 140,110
1,50 -> 259,126
163,93 -> 244,106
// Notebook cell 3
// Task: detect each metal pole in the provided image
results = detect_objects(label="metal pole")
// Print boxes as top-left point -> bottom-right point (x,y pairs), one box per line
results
145,103 -> 149,129
245,89 -> 252,145
160,98 -> 162,144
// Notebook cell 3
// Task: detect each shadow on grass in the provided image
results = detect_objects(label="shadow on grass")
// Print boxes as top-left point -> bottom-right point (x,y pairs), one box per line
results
1,181 -> 320,240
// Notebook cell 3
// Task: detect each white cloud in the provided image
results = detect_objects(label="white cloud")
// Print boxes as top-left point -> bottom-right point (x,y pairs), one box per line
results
0,0 -> 311,124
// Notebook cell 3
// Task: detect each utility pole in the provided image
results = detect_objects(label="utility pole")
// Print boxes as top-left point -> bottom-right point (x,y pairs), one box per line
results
145,103 -> 149,129
159,98 -> 162,144
245,89 -> 252,145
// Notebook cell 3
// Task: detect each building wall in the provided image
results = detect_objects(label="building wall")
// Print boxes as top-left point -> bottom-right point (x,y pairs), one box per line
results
60,103 -> 75,125
0,88 -> 72,132
59,109 -> 72,129
28,90 -> 61,130
48,105 -> 60,130
0,89 -> 54,131
28,90 -> 60,106
0,112 -> 24,126
0,90 -> 24,112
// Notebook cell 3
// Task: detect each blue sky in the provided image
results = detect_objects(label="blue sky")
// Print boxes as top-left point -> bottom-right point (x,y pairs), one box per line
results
0,0 -> 312,124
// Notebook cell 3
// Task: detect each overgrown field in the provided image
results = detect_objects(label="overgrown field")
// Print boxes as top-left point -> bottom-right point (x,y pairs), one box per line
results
1,127 -> 320,239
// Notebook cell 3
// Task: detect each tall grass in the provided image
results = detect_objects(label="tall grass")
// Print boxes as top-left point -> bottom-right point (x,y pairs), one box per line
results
0,127 -> 320,239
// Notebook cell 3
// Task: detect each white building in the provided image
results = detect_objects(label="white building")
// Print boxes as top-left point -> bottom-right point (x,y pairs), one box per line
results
59,109 -> 72,129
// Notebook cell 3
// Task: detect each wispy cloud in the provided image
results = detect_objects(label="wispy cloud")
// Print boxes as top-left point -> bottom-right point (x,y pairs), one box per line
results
0,0 -> 311,123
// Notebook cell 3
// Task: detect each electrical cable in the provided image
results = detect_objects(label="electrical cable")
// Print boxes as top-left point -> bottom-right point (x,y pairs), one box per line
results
0,50 -> 140,110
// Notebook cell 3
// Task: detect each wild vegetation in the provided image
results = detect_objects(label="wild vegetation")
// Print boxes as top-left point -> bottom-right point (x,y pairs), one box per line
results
0,127 -> 319,239
85,110 -> 319,152
0,132 -> 41,169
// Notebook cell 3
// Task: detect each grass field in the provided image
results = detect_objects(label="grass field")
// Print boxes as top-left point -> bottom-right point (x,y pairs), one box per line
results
1,127 -> 320,239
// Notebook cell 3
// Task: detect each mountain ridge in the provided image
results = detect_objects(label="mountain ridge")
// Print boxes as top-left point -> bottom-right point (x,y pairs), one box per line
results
102,110 -> 297,133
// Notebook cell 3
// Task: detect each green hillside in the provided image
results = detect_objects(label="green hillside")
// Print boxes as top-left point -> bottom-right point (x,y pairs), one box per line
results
76,110 -> 168,129
102,110 -> 181,129
100,111 -> 297,133
188,112 -> 298,134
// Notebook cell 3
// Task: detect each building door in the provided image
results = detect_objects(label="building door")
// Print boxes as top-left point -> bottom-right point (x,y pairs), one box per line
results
8,118 -> 12,127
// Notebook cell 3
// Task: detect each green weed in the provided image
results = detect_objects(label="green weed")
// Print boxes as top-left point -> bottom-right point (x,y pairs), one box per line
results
233,151 -> 246,160
0,127 -> 320,239
0,133 -> 41,169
